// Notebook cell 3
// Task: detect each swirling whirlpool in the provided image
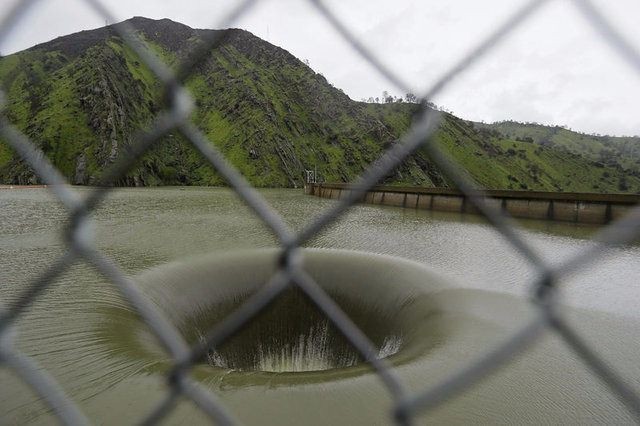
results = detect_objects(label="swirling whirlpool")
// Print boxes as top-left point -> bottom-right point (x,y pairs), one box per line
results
101,249 -> 452,385
93,249 -> 640,424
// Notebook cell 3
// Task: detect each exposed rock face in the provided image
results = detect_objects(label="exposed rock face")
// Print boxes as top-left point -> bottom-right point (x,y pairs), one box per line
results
74,152 -> 87,185
76,45 -> 140,178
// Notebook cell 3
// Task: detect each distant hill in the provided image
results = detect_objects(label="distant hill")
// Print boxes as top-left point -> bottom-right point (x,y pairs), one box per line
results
474,120 -> 640,192
1,17 -> 638,193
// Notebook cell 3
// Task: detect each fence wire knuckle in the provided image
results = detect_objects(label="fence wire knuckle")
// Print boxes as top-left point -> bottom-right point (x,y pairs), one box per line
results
1,0 -> 640,424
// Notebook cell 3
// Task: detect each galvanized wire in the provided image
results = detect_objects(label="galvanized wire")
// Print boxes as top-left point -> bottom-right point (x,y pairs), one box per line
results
1,0 -> 640,424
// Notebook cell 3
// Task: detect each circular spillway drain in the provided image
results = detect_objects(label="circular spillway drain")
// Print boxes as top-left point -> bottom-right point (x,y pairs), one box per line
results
189,288 -> 404,372
102,249 -> 451,383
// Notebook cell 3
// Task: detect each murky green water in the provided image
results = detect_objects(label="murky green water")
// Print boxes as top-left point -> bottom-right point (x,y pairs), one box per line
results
1,187 -> 639,424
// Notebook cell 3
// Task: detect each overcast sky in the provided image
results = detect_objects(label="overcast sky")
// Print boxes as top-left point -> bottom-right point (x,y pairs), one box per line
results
1,0 -> 639,136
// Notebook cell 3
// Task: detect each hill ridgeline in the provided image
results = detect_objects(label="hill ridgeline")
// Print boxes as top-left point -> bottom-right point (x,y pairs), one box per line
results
1,17 -> 638,193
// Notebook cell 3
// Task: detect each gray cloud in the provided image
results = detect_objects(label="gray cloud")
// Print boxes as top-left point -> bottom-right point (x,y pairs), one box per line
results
1,0 -> 639,136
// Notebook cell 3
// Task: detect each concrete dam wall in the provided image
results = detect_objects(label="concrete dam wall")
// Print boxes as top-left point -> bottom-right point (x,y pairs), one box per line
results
305,183 -> 640,225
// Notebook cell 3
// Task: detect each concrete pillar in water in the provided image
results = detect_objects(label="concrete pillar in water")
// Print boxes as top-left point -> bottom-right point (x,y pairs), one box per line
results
505,199 -> 550,220
381,192 -> 405,207
371,192 -> 385,204
432,195 -> 464,212
405,193 -> 419,209
417,194 -> 432,210
576,202 -> 608,224
550,201 -> 578,222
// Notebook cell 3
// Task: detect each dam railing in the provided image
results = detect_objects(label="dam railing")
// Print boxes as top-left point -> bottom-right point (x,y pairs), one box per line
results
2,0 -> 640,425
306,182 -> 640,224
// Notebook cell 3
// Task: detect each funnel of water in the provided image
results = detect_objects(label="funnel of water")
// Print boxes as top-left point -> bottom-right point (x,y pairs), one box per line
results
119,249 -> 451,381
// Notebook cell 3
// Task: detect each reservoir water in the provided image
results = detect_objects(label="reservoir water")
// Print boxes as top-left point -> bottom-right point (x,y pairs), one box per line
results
1,187 -> 639,424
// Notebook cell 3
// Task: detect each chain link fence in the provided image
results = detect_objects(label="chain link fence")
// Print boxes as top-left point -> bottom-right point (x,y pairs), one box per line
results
1,0 -> 640,424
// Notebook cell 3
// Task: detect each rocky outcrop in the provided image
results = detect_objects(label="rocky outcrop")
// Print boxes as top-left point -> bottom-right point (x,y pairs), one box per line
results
74,152 -> 87,185
73,44 -> 149,183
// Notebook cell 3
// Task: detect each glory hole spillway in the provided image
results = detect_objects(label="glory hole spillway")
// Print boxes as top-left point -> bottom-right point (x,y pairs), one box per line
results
101,249 -> 447,384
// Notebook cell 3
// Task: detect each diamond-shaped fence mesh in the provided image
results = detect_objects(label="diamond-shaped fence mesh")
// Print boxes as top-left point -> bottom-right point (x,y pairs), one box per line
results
1,0 -> 640,424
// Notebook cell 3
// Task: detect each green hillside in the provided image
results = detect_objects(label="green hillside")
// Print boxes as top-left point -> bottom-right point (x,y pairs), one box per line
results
1,17 -> 638,193
475,120 -> 640,188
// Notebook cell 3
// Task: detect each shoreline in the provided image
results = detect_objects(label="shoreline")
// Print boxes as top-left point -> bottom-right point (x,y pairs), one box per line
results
0,185 -> 48,189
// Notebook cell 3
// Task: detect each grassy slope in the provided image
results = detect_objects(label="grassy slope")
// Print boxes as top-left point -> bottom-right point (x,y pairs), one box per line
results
0,17 -> 638,193
476,121 -> 640,173
372,105 -> 640,192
